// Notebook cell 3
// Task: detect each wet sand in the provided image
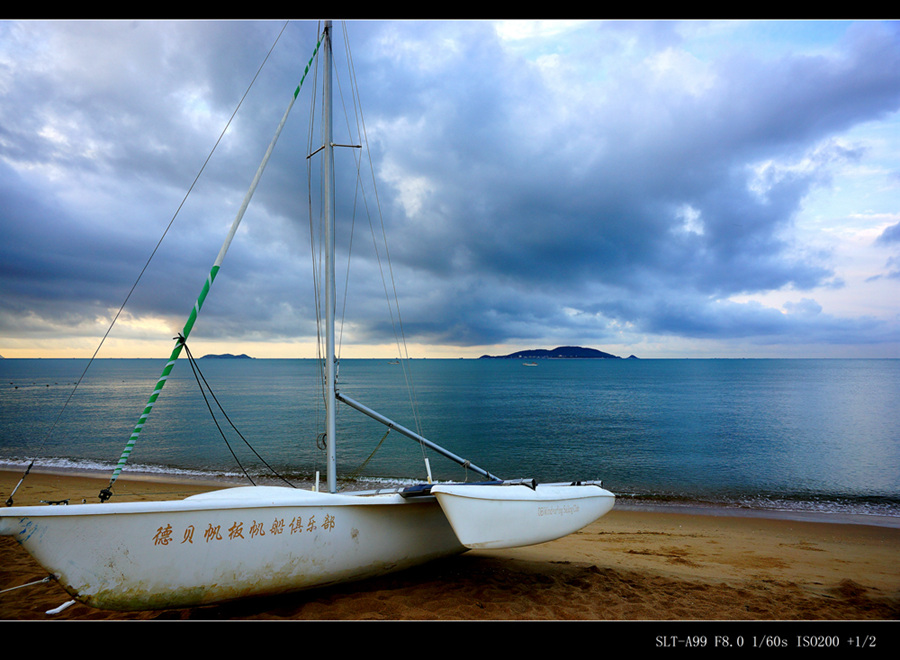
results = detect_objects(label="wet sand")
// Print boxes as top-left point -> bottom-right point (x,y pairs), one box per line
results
1,469 -> 898,622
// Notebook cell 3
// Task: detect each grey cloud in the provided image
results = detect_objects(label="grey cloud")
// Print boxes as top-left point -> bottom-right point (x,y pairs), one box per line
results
1,21 -> 898,355
877,222 -> 900,246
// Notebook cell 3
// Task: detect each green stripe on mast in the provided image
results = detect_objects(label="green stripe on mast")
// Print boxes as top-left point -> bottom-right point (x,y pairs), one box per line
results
102,36 -> 322,499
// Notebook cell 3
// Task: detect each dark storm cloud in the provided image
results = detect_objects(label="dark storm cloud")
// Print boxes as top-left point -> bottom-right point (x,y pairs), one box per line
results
1,20 -> 898,355
344,21 -> 900,348
877,222 -> 900,246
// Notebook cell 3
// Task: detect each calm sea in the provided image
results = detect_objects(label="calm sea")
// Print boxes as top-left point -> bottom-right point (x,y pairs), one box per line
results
2,357 -> 898,525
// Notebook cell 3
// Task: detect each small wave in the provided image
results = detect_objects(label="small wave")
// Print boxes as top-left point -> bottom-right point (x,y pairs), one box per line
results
614,490 -> 900,527
0,456 -> 245,482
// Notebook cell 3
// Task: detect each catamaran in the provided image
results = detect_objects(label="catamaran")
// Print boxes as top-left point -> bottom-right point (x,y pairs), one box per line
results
0,21 -> 614,612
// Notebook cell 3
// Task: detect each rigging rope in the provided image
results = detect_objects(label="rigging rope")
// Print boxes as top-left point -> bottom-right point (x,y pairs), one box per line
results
347,428 -> 391,478
303,32 -> 329,480
181,341 -> 295,488
341,24 -> 429,467
303,23 -> 436,480
0,575 -> 54,596
4,23 -> 294,508
99,26 -> 323,501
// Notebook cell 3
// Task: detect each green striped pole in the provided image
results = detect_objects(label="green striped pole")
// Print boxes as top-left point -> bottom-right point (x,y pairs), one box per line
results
101,36 -> 322,501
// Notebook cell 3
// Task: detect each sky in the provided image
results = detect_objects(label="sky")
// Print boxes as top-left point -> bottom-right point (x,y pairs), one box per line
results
1,19 -> 899,360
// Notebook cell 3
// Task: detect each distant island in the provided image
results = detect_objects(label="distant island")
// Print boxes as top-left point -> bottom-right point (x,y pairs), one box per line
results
479,346 -> 632,360
200,353 -> 254,360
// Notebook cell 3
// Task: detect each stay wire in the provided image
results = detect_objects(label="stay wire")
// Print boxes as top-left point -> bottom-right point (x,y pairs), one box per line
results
182,341 -> 295,488
4,22 -> 292,506
339,23 -> 427,448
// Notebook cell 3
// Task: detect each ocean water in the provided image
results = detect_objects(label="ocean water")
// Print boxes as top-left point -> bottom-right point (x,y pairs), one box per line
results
1,357 -> 898,524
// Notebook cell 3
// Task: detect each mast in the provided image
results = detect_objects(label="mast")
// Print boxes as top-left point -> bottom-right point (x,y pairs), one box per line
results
323,21 -> 337,493
317,21 -> 494,491
99,31 -> 323,502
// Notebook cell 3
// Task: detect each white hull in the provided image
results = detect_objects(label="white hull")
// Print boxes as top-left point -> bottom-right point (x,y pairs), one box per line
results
0,486 -> 465,611
431,482 -> 615,549
0,23 -> 618,613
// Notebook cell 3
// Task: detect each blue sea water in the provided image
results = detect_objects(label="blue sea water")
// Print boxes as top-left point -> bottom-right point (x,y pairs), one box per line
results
1,357 -> 898,525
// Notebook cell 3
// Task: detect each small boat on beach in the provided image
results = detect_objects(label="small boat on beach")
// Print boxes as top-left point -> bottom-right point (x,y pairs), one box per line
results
0,21 -> 614,611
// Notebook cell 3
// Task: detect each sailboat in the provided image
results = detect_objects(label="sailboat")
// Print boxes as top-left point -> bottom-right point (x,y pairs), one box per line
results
0,22 -> 614,612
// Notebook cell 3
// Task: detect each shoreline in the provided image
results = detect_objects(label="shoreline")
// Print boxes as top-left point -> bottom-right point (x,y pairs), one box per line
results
2,464 -> 898,529
1,469 -> 898,621
613,500 -> 900,530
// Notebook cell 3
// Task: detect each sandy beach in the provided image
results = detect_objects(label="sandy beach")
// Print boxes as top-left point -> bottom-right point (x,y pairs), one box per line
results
0,469 -> 898,622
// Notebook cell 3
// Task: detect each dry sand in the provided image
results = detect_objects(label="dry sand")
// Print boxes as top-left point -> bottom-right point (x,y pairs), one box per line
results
1,469 -> 898,623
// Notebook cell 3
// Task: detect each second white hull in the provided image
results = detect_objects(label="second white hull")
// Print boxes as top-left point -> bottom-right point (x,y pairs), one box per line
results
431,482 -> 615,549
0,486 -> 465,611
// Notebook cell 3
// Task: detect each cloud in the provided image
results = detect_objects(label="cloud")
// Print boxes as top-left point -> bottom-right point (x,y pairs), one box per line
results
355,21 -> 899,347
877,221 -> 900,245
1,20 -> 899,357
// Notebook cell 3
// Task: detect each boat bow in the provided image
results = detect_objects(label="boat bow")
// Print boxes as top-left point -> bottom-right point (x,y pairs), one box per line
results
430,481 -> 615,549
